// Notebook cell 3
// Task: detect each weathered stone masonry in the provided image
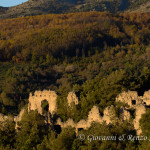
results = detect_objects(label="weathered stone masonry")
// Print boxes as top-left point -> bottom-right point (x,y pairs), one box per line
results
0,90 -> 150,135
57,90 -> 150,135
28,90 -> 57,116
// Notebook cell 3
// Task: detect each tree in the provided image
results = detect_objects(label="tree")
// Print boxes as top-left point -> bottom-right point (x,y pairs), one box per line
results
0,92 -> 15,106
15,110 -> 50,150
0,120 -> 16,149
51,127 -> 76,150
140,109 -> 150,136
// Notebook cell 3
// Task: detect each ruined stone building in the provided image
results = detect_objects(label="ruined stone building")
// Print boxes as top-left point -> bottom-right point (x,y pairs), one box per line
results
0,89 -> 150,135
116,91 -> 142,107
28,90 -> 57,116
57,105 -> 117,134
56,90 -> 150,135
116,90 -> 148,135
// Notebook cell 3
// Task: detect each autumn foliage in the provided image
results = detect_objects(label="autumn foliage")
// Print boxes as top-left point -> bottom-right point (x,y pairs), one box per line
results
0,12 -> 150,62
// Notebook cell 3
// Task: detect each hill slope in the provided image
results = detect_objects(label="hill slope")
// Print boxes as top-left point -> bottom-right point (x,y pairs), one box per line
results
1,12 -> 150,149
0,6 -> 8,15
0,0 -> 80,18
0,0 -> 150,18
128,1 -> 150,12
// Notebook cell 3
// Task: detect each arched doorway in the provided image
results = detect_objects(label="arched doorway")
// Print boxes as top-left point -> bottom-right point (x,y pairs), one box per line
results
41,99 -> 49,115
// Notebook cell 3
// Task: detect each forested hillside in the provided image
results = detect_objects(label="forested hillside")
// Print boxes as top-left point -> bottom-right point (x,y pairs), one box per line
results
0,0 -> 150,19
1,11 -> 150,115
0,12 -> 150,149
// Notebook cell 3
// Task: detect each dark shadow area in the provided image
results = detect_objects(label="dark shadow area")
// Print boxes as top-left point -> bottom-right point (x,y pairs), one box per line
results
54,125 -> 62,134
41,99 -> 49,115
132,100 -> 136,105
78,128 -> 84,132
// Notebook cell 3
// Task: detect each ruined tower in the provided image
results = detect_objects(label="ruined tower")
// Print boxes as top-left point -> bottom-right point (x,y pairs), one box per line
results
28,90 -> 57,116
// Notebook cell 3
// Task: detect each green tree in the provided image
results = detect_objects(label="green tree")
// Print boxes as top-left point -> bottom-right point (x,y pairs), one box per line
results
0,120 -> 16,149
15,110 -> 49,150
51,127 -> 76,150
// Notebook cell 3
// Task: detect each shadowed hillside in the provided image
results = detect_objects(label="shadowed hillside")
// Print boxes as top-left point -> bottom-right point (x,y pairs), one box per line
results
0,6 -> 8,15
0,0 -> 150,19
128,1 -> 150,12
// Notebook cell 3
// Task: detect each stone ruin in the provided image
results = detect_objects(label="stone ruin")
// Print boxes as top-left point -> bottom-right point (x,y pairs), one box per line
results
56,90 -> 150,135
0,113 -> 13,122
143,90 -> 150,105
0,108 -> 25,130
28,90 -> 57,116
116,91 -> 142,107
116,90 -> 148,135
0,90 -> 150,135
133,104 -> 146,135
116,90 -> 150,107
67,91 -> 79,107
57,105 -> 118,134
120,106 -> 130,121
14,108 -> 25,129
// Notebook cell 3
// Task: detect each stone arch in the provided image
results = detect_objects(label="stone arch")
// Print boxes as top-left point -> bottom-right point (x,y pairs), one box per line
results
41,99 -> 49,115
28,90 -> 57,116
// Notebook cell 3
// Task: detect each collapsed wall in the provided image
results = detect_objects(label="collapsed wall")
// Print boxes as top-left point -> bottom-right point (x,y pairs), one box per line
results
57,105 -> 118,134
0,108 -> 25,130
57,90 -> 150,135
0,113 -> 13,122
143,90 -> 150,105
116,91 -> 142,107
14,108 -> 25,129
116,90 -> 150,135
0,89 -> 150,135
133,104 -> 146,135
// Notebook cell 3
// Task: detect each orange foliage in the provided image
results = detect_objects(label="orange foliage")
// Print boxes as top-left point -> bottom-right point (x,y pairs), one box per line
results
0,12 -> 150,61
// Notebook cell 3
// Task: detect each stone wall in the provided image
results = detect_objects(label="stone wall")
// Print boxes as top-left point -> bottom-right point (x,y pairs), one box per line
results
143,90 -> 150,105
116,90 -> 150,107
28,90 -> 57,116
14,108 -> 25,129
116,91 -> 142,107
133,104 -> 146,135
67,92 -> 79,107
0,108 -> 25,130
57,105 -> 118,134
57,90 -> 150,135
0,113 -> 13,122
0,89 -> 150,136
115,90 -> 150,134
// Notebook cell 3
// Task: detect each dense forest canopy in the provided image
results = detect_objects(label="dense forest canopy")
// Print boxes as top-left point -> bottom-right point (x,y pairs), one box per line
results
0,0 -> 150,19
0,12 -> 150,61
